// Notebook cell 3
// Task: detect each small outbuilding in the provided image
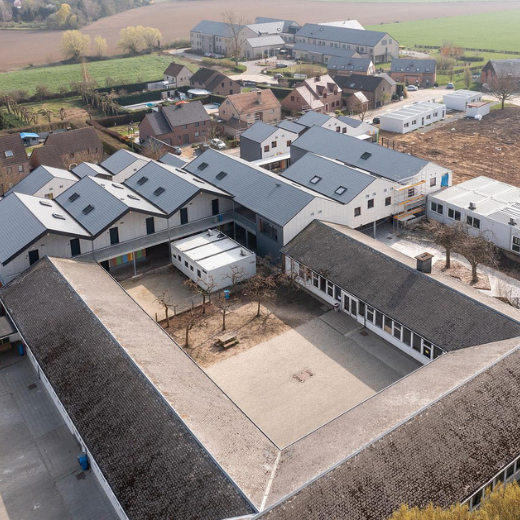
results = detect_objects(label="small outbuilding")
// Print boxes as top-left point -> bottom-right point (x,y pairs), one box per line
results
466,101 -> 490,118
379,102 -> 445,134
171,230 -> 256,292
443,90 -> 483,111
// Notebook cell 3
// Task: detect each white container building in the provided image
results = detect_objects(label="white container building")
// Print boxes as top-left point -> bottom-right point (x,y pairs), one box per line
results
443,90 -> 483,111
466,101 -> 491,118
379,102 -> 445,134
171,230 -> 256,292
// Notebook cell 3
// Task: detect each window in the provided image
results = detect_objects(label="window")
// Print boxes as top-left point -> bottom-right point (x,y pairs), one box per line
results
216,171 -> 227,180
412,334 -> 422,352
68,192 -> 80,202
184,261 -> 188,268
336,127 -> 341,132
361,152 -> 371,160
271,141 -> 277,148
335,186 -> 346,195
408,187 -> 415,198
198,162 -> 208,171
402,327 -> 412,346
448,208 -> 461,221
393,322 -> 402,340
404,123 -> 409,128
334,285 -> 341,302
342,127 -> 347,134
412,119 -> 417,125
358,301 -> 365,317
82,204 -> 94,215
4,150 -> 13,158
467,216 -> 480,229
375,311 -> 383,329
264,145 -> 270,153
512,236 -> 520,253
291,96 -> 295,101
426,114 -> 431,120
354,207 -> 361,217
367,199 -> 374,209
259,218 -> 278,241
197,269 -> 201,278
190,265 -> 194,271
287,140 -> 292,146
6,167 -> 12,174
366,306 -> 374,323
433,346 -> 443,359
384,316 -> 392,334
195,122 -> 199,127
312,271 -> 319,288
430,201 -> 444,214
18,165 -> 24,172
385,196 -> 391,206
310,176 -> 321,184
422,340 -> 432,359
326,280 -> 334,297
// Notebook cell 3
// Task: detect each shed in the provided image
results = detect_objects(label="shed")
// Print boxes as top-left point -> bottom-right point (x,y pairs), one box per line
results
19,132 -> 40,147
443,90 -> 483,111
171,230 -> 256,292
466,101 -> 490,118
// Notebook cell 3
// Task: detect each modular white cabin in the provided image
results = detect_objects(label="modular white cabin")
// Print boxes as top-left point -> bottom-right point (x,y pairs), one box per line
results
443,90 -> 483,111
171,230 -> 256,292
466,101 -> 490,118
379,102 -> 445,134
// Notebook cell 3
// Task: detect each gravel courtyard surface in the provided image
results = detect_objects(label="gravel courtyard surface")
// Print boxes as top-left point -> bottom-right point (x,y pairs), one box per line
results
206,315 -> 420,447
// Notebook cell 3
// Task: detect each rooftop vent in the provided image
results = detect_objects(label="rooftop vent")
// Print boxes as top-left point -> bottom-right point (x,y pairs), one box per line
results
509,218 -> 517,226
469,202 -> 477,210
82,204 -> 94,215
361,152 -> 372,160
68,192 -> 80,202
127,194 -> 140,201
153,187 -> 165,196
415,252 -> 434,274
207,229 -> 213,236
52,213 -> 65,220
112,183 -> 124,189
39,200 -> 52,207
137,176 -> 148,185
216,171 -> 227,180
240,249 -> 247,256
198,162 -> 208,171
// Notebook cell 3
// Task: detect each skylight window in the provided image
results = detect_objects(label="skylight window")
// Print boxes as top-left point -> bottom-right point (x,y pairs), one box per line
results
198,162 -> 208,171
39,200 -> 52,207
310,176 -> 322,184
137,176 -> 148,186
68,192 -> 80,202
216,171 -> 227,180
154,187 -> 165,196
335,186 -> 347,195
52,213 -> 66,220
4,150 -> 13,158
82,204 -> 94,215
361,152 -> 372,160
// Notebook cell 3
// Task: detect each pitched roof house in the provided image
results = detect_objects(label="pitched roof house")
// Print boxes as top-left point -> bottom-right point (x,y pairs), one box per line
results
219,89 -> 281,128
29,127 -> 103,171
163,62 -> 193,88
0,134 -> 30,195
190,67 -> 241,96
334,73 -> 396,109
389,58 -> 437,87
481,59 -> 520,87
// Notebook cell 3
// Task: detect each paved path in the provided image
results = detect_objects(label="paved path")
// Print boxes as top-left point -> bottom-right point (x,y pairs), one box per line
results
0,351 -> 117,520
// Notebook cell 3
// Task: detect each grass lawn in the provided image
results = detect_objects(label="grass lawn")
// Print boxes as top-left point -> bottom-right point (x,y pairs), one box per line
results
0,54 -> 198,96
367,10 -> 520,51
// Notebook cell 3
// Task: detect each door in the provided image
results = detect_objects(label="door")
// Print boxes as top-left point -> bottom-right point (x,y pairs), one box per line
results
211,199 -> 219,216
70,238 -> 81,256
180,208 -> 188,225
146,217 -> 155,235
342,292 -> 358,317
28,250 -> 39,265
183,134 -> 189,144
109,227 -> 119,245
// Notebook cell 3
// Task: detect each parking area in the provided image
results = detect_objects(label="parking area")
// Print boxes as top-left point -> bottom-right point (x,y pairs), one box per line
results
0,350 -> 117,520
206,311 -> 421,448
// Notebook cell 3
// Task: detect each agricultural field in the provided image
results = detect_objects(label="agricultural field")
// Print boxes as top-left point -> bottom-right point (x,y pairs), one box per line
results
0,55 -> 196,96
368,9 -> 520,51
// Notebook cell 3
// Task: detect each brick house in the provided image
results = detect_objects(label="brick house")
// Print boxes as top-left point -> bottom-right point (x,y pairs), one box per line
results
219,89 -> 281,126
0,134 -> 30,195
139,100 -> 211,146
334,73 -> 396,110
481,59 -> 520,87
389,59 -> 437,87
29,127 -> 103,171
281,75 -> 342,115
190,68 -> 241,96
327,56 -> 375,77
163,63 -> 193,88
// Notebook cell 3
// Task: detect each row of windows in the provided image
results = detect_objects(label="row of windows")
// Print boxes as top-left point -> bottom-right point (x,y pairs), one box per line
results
259,218 -> 278,241
264,140 -> 292,153
354,197 -> 392,216
294,260 -> 443,361
434,203 -> 483,230
173,253 -> 202,278
6,164 -> 24,174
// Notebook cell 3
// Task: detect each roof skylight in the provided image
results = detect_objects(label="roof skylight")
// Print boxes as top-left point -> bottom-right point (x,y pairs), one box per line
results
310,176 -> 322,184
335,186 -> 347,195
154,187 -> 165,196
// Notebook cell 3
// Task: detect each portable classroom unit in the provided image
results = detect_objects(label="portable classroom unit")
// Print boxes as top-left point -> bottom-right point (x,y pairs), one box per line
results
379,102 -> 445,134
466,101 -> 491,118
443,90 -> 483,111
171,230 -> 256,292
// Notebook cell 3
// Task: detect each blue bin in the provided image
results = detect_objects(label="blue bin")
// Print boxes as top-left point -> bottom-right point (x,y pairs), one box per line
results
78,453 -> 89,471
224,290 -> 230,300
17,344 -> 25,356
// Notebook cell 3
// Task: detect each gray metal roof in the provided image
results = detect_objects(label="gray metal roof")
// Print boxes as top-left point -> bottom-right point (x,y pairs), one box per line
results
296,23 -> 390,46
293,42 -> 358,59
185,149 -> 315,226
337,116 -> 362,128
73,162 -> 110,179
100,149 -> 146,176
327,56 -> 373,72
5,165 -> 77,196
296,111 -> 333,128
191,20 -> 243,38
0,193 -> 90,265
390,58 -> 436,73
160,153 -> 187,168
247,35 -> 285,48
276,120 -> 306,134
292,126 -> 430,182
281,153 -> 375,204
486,59 -> 520,77
241,121 -> 278,143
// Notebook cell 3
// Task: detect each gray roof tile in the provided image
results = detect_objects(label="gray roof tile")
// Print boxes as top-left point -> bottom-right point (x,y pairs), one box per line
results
101,149 -> 147,176
5,165 -> 77,196
240,121 -> 278,143
327,56 -> 373,72
296,23 -> 390,46
390,58 -> 436,73
293,42 -> 358,59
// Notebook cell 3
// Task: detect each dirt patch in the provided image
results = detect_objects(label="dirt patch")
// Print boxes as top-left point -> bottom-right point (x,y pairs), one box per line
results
2,0 -> 520,70
379,106 -> 520,186
434,259 -> 491,289
163,288 -> 324,368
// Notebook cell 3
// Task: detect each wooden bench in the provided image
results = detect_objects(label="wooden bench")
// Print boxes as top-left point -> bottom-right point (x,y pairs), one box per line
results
216,333 -> 239,349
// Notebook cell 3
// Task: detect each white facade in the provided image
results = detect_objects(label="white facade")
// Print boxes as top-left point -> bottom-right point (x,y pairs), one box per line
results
257,127 -> 299,160
466,101 -> 491,118
443,90 -> 483,111
379,102 -> 445,134
427,176 -> 520,255
171,230 -> 256,291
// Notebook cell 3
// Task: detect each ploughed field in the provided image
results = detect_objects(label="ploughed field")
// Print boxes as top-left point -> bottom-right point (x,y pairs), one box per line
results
2,0 -> 520,70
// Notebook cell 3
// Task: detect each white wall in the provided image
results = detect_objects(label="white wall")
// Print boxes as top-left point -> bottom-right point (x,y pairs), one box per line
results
260,128 -> 299,159
443,92 -> 482,111
35,178 -> 78,199
380,104 -> 445,134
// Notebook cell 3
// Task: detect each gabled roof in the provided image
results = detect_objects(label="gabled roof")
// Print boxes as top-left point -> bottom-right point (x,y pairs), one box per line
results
185,149 -> 315,226
291,126 -> 432,182
295,23 -> 390,46
293,42 -> 359,59
72,162 -> 109,179
100,149 -> 149,176
0,134 -> 28,169
240,121 -> 279,143
0,193 -> 89,265
281,154 -> 375,204
226,90 -> 281,115
161,100 -> 210,129
337,115 -> 363,128
247,35 -> 285,48
296,111 -> 334,128
190,67 -> 220,86
160,152 -> 187,168
124,161 -> 228,217
333,73 -> 389,92
276,120 -> 306,134
163,62 -> 191,77
247,21 -> 286,36
254,17 -> 300,32
327,56 -> 373,72
486,59 -> 520,77
390,58 -> 436,73
5,165 -> 77,196
0,257 -> 256,519
191,19 -> 242,38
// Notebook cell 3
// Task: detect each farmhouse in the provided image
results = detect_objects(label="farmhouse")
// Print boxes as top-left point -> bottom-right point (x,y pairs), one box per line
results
244,35 -> 286,59
281,74 -> 342,114
189,67 -> 241,96
327,56 -> 375,76
0,133 -> 30,195
481,59 -> 520,87
219,89 -> 281,127
379,101 -> 446,134
443,89 -> 484,111
389,58 -> 437,87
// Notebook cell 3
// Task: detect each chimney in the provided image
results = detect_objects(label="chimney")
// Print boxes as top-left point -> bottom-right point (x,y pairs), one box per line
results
257,90 -> 262,104
415,252 -> 434,274
315,75 -> 321,82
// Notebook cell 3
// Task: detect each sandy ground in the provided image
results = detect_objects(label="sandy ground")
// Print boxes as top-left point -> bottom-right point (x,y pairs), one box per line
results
206,313 -> 419,447
2,0 -> 520,70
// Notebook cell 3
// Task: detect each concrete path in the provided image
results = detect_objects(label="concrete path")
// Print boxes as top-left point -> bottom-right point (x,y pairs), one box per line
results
0,351 -> 117,520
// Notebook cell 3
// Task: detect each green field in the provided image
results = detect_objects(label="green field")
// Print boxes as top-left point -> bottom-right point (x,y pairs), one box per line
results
0,54 -> 198,96
367,9 -> 520,51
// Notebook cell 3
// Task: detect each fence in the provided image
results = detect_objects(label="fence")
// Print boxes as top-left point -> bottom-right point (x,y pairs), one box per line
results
413,44 -> 519,55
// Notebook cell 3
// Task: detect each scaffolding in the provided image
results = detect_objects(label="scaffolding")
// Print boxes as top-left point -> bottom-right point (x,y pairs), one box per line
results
392,172 -> 427,231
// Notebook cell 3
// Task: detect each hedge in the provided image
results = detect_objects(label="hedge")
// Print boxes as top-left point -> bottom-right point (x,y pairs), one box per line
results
95,111 -> 148,128
255,85 -> 292,100
97,80 -> 163,95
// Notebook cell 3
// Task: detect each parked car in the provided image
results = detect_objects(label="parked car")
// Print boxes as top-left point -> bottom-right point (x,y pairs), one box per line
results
213,54 -> 225,59
406,85 -> 418,91
242,80 -> 256,87
274,73 -> 284,80
276,63 -> 288,68
446,82 -> 454,89
372,117 -> 380,125
172,146 -> 182,155
210,138 -> 226,150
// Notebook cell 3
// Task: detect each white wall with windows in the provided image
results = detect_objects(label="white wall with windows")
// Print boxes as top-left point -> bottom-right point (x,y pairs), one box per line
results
285,256 -> 445,364
379,102 -> 445,134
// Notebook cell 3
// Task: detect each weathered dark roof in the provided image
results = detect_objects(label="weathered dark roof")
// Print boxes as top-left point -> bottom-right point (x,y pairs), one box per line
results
190,67 -> 220,86
333,73 -> 389,93
164,62 -> 190,77
327,56 -> 373,73
0,258 -> 255,520
0,134 -> 28,169
282,221 -> 520,350
258,342 -> 520,519
390,58 -> 436,74
484,59 -> 520,78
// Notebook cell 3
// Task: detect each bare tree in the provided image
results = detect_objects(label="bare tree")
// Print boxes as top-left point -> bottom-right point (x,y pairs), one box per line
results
142,138 -> 169,160
463,67 -> 472,89
222,10 -> 247,67
278,258 -> 301,297
456,230 -> 497,284
223,265 -> 246,295
421,219 -> 464,269
215,293 -> 233,331
154,290 -> 172,327
184,275 -> 217,314
244,273 -> 277,318
489,72 -> 518,109
185,309 -> 196,348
